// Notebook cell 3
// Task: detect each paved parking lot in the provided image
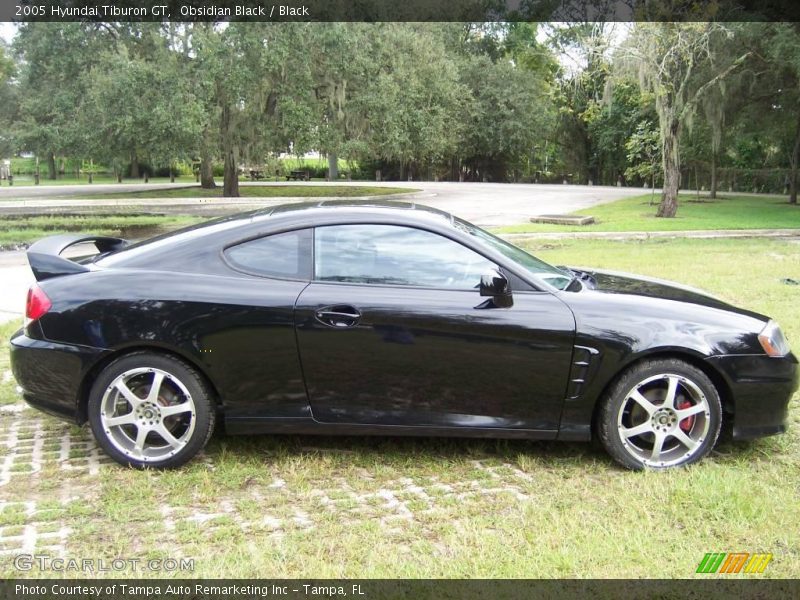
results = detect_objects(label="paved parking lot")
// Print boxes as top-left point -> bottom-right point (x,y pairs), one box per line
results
0,400 -> 545,563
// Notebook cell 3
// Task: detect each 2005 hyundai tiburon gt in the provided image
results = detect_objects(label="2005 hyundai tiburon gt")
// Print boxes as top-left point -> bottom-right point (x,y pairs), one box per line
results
10,201 -> 798,470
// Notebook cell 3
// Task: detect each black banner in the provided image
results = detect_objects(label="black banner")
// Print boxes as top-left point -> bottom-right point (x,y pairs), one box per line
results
1,0 -> 800,23
3,579 -> 800,600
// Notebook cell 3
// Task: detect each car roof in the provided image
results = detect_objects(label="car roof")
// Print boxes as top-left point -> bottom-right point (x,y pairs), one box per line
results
265,199 -> 452,221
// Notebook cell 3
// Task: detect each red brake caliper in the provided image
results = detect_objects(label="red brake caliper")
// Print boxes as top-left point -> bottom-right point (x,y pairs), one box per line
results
677,400 -> 695,432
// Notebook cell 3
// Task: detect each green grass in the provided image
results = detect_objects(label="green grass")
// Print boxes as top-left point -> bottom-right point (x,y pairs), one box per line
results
0,238 -> 798,578
279,156 -> 358,171
0,215 -> 203,247
522,236 -> 800,354
48,185 -> 415,200
1,175 -> 198,188
495,193 -> 800,234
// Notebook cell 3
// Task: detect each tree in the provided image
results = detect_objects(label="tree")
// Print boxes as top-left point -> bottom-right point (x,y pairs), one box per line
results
764,23 -> 800,204
458,53 -> 551,181
622,23 -> 751,217
206,23 -> 316,196
580,80 -> 656,186
624,121 -> 661,200
13,23 -> 108,179
0,40 -> 17,158
312,24 -> 467,181
84,26 -> 204,182
367,24 -> 465,179
306,23 -> 373,180
441,22 -> 556,182
540,22 -> 657,186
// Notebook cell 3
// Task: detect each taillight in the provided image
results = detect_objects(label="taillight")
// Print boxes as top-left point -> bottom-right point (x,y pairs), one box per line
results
25,284 -> 52,323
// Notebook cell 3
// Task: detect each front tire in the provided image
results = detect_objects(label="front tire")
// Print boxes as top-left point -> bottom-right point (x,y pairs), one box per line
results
88,352 -> 215,469
597,358 -> 722,470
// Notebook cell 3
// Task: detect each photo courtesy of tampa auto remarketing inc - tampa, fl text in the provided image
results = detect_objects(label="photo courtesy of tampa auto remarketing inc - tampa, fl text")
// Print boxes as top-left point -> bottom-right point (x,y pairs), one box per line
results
0,0 -> 799,599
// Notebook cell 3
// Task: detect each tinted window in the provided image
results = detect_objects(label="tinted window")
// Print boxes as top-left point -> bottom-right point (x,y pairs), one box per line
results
314,225 -> 495,289
453,217 -> 572,290
225,229 -> 311,279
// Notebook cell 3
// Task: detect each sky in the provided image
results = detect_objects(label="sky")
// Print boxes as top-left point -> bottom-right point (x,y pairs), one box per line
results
0,22 -> 16,44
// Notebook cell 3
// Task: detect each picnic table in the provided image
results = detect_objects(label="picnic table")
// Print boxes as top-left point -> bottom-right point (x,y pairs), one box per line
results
286,170 -> 310,181
249,169 -> 265,181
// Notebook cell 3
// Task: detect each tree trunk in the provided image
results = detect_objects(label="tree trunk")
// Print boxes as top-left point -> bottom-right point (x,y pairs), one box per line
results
709,151 -> 717,200
695,165 -> 700,201
223,149 -> 239,197
221,105 -> 240,198
200,153 -> 216,189
130,151 -> 139,179
657,118 -> 681,218
46,153 -> 57,180
328,153 -> 338,181
200,125 -> 217,189
790,109 -> 800,205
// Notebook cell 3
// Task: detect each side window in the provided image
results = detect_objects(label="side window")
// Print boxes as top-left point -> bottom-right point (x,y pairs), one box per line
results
314,224 -> 496,289
225,229 -> 312,279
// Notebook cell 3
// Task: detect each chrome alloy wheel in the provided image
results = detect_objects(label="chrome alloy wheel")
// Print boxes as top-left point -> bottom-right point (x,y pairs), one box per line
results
616,373 -> 711,468
99,367 -> 197,464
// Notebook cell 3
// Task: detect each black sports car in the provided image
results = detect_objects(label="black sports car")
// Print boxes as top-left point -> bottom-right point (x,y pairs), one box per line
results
9,201 -> 798,470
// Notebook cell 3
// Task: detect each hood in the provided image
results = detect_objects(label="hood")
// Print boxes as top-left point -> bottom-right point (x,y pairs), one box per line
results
565,266 -> 766,320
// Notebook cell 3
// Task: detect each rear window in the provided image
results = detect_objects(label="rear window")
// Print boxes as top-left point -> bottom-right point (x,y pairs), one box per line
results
224,229 -> 312,279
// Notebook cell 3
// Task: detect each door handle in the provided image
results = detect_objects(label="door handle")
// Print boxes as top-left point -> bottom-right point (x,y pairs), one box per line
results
315,305 -> 362,328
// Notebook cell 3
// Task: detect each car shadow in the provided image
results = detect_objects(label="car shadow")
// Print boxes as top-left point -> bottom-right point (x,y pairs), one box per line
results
202,430 -> 615,469
200,429 -> 785,471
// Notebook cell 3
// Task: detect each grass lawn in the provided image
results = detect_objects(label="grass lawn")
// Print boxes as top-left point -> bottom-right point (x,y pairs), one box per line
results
0,237 -> 798,578
0,215 -> 203,248
495,193 -> 800,234
48,185 -> 415,200
1,175 -> 199,187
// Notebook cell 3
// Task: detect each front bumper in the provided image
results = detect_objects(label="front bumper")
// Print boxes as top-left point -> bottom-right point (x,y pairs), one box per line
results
706,352 -> 799,440
9,328 -> 109,424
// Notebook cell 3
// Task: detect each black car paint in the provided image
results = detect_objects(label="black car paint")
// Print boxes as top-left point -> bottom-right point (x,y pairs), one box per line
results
9,201 -> 798,443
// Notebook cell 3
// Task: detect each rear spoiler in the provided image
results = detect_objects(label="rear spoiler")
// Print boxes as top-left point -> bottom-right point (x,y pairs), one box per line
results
27,235 -> 129,281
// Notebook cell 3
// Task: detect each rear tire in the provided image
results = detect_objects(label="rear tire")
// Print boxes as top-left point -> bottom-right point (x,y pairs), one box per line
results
597,358 -> 722,470
88,352 -> 215,469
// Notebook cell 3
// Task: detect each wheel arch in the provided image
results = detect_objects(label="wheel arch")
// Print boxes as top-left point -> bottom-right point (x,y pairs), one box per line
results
589,348 -> 734,438
75,344 -> 222,425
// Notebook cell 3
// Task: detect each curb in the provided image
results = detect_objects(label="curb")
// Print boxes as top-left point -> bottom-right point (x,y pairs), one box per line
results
0,191 -> 431,216
501,229 -> 800,242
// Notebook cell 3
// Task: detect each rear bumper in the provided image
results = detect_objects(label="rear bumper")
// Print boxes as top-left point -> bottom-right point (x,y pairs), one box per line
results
706,353 -> 799,440
9,328 -> 109,424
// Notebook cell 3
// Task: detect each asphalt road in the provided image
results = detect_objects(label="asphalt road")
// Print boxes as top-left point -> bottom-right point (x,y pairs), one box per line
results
0,180 -> 646,225
0,181 -> 646,325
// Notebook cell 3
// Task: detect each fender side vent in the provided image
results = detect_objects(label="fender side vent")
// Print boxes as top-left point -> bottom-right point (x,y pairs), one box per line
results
566,345 -> 600,400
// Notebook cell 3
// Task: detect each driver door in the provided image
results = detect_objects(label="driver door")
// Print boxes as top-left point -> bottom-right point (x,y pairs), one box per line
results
293,224 -> 575,431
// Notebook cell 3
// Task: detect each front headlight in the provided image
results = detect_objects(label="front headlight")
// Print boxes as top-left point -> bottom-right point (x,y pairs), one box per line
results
758,320 -> 791,357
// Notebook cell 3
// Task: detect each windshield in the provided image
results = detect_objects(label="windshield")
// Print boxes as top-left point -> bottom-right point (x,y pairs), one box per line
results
453,218 -> 573,290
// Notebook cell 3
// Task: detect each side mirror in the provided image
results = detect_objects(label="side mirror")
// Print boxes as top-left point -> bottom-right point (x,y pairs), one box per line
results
477,269 -> 512,309
479,269 -> 510,297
